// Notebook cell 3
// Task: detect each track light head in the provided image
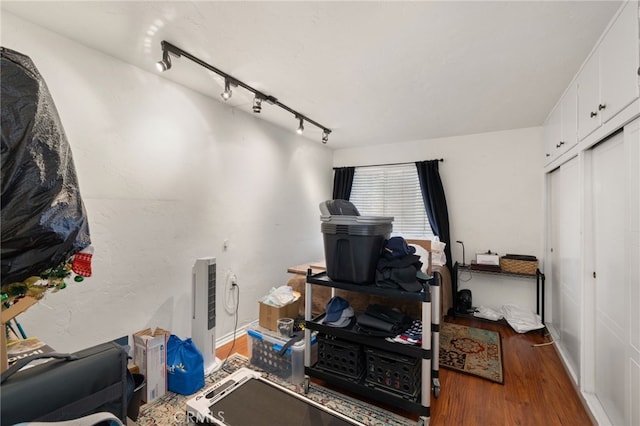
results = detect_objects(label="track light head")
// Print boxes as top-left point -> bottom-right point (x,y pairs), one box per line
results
322,129 -> 330,144
296,117 -> 304,135
252,96 -> 263,113
156,41 -> 181,72
156,48 -> 171,72
221,79 -> 233,101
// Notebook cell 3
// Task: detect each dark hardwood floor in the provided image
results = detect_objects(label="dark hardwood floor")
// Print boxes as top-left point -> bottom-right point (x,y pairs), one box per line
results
217,315 -> 593,425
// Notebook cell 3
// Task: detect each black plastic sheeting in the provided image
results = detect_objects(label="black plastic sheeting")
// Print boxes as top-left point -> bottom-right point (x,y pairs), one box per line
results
1,47 -> 91,287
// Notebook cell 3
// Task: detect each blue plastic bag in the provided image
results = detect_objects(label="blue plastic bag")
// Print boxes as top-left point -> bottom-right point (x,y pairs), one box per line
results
166,335 -> 205,395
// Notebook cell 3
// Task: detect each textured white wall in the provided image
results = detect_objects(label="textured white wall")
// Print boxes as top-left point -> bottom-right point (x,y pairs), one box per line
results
334,127 -> 545,312
2,12 -> 332,352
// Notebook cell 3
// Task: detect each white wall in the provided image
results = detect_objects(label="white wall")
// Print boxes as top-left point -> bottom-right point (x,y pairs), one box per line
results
2,10 -> 546,350
2,12 -> 333,352
334,127 -> 545,312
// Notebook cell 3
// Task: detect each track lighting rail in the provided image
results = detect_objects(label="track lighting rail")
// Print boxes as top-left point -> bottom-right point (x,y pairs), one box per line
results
157,40 -> 331,143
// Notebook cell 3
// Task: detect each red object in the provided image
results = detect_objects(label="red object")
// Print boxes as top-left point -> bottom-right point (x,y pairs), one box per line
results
72,252 -> 93,277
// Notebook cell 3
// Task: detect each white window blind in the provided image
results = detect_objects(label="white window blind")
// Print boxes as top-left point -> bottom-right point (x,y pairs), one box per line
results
349,163 -> 434,239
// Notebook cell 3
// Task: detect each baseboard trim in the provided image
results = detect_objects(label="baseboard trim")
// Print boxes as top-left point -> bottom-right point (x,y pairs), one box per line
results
216,322 -> 250,348
581,392 -> 612,426
548,329 -> 610,426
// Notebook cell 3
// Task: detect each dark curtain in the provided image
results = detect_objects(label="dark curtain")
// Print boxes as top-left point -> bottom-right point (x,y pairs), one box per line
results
415,160 -> 452,271
332,167 -> 355,200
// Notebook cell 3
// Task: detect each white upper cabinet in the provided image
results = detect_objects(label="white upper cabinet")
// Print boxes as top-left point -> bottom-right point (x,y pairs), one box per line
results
577,51 -> 600,140
600,0 -> 640,123
544,83 -> 578,165
544,102 -> 562,164
578,1 -> 640,141
562,84 -> 578,153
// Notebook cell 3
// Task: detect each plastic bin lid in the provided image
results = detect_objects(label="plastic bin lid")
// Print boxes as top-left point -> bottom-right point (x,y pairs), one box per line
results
320,215 -> 394,225
319,200 -> 360,216
319,200 -> 392,224
247,321 -> 316,347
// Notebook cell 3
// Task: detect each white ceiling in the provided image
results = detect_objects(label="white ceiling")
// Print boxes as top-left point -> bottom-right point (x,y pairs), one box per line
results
1,1 -> 623,149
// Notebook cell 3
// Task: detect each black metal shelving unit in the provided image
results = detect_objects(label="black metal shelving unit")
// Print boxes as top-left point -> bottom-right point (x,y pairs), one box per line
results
302,271 -> 439,426
452,262 -> 546,332
450,262 -> 547,336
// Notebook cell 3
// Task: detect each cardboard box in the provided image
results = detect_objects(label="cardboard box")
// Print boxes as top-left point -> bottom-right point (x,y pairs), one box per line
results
258,298 -> 301,332
133,328 -> 168,403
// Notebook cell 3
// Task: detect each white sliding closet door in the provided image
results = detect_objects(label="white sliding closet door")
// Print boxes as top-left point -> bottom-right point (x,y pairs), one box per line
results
589,119 -> 639,425
549,157 -> 581,380
630,120 -> 640,426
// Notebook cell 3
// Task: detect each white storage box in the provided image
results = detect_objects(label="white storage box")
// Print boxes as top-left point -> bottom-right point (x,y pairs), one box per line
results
476,253 -> 500,265
247,321 -> 317,384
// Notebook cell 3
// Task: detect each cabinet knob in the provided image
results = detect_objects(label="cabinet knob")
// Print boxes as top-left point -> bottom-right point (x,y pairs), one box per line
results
590,111 -> 598,118
556,143 -> 561,148
559,141 -> 565,146
546,153 -> 550,157
598,103 -> 606,111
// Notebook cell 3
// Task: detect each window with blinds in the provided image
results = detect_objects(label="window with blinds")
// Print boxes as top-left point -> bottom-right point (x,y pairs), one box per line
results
349,163 -> 434,239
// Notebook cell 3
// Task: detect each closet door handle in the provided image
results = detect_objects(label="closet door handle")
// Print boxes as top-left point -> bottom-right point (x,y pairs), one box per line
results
590,111 -> 598,118
598,103 -> 606,111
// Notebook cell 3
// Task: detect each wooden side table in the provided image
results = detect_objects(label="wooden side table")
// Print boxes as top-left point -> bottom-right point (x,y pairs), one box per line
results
287,261 -> 326,275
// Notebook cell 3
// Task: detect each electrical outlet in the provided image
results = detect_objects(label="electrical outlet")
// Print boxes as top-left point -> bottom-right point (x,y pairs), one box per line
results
226,270 -> 237,294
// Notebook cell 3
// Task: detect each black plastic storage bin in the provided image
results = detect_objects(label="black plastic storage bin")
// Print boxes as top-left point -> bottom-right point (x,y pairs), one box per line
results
364,347 -> 421,401
320,200 -> 393,284
315,334 -> 365,382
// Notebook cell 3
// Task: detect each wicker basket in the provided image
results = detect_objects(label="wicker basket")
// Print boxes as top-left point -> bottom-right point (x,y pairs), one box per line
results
499,257 -> 538,275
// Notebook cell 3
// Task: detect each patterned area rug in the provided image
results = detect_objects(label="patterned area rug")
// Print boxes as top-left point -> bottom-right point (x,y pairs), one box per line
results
136,353 -> 411,426
439,322 -> 504,384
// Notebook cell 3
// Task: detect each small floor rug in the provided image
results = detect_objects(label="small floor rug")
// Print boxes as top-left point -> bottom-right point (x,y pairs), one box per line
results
439,322 -> 504,384
136,353 -> 410,426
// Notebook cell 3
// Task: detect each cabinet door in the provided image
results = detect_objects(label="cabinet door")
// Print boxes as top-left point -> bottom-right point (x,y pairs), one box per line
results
628,119 -> 640,426
591,131 -> 627,426
600,0 -> 640,123
577,51 -> 601,141
544,103 -> 562,164
546,84 -> 579,164
561,83 -> 578,151
549,157 -> 581,380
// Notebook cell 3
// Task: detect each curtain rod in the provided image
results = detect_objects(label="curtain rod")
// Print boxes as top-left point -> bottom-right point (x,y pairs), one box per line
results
333,159 -> 444,170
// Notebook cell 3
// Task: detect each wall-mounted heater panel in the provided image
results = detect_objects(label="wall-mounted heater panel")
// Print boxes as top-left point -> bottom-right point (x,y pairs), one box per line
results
192,257 -> 221,375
